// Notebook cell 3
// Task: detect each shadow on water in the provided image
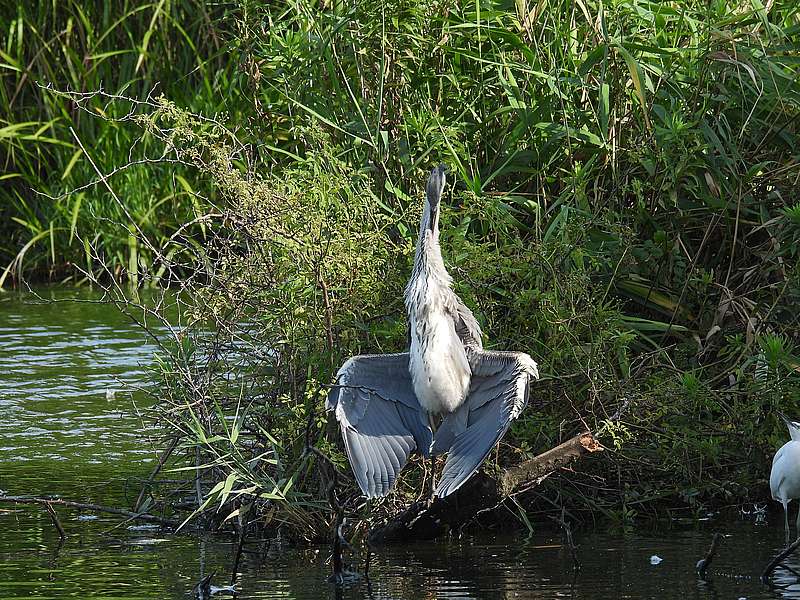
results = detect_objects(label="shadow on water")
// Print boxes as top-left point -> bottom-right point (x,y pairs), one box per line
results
3,287 -> 800,599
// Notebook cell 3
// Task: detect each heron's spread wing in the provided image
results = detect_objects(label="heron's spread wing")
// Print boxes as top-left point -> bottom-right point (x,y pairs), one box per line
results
433,350 -> 539,497
327,353 -> 432,498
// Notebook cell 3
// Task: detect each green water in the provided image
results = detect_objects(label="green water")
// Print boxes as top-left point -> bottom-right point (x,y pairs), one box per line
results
1,288 -> 799,599
0,287 -> 159,500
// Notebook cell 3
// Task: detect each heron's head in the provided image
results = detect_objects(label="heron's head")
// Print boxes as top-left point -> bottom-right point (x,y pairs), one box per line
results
424,165 -> 447,234
779,412 -> 800,441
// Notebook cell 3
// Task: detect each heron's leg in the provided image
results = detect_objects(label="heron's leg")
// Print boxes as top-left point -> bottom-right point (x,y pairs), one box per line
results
428,456 -> 437,502
785,501 -> 791,543
428,413 -> 437,501
795,501 -> 800,540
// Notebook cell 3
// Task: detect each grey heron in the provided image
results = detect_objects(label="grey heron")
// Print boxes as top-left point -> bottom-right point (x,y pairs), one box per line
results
326,165 -> 539,499
770,412 -> 800,540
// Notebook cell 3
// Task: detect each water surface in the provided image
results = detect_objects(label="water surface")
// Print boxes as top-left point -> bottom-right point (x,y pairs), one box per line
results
1,288 -> 798,599
0,287 -> 160,500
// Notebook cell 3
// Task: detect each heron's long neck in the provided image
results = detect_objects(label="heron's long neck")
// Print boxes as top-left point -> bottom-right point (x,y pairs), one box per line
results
406,214 -> 452,321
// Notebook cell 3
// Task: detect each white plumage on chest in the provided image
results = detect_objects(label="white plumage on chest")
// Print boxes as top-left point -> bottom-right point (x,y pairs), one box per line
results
772,440 -> 800,501
406,274 -> 471,415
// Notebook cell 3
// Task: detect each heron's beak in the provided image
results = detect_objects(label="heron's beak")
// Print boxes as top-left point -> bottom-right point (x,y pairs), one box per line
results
426,165 -> 446,232
428,200 -> 439,232
778,411 -> 791,426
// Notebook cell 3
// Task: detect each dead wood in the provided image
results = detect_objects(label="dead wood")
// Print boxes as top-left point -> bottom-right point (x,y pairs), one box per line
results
368,431 -> 602,544
500,431 -> 602,497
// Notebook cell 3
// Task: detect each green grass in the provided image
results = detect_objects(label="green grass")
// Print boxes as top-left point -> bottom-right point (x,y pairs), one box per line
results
0,0 -> 236,284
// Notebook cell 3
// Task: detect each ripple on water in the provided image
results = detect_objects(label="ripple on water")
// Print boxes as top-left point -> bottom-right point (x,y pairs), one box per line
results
1,288 -> 161,498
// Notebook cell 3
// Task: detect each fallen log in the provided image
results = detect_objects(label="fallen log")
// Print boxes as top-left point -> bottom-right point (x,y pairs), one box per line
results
368,431 -> 602,544
500,432 -> 602,496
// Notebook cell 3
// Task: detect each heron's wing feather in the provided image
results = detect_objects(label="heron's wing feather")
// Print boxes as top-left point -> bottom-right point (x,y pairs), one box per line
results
327,353 -> 432,498
434,350 -> 538,498
451,297 -> 483,348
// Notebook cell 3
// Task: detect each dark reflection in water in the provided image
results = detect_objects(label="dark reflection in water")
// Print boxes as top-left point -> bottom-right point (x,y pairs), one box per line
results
3,513 -> 800,600
1,288 -> 799,599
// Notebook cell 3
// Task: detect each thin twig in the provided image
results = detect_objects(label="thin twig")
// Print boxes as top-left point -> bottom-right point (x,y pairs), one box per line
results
303,392 -> 352,584
195,446 -> 204,508
550,508 -> 580,571
364,542 -> 373,580
44,502 -> 67,541
134,436 -> 178,512
0,495 -> 175,527
230,521 -> 247,586
696,533 -> 722,579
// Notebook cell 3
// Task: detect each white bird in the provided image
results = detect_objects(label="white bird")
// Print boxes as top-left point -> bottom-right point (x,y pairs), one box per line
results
327,166 -> 539,498
770,412 -> 800,541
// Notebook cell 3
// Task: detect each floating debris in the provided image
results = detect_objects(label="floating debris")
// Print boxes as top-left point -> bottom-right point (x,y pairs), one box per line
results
192,571 -> 237,599
209,584 -> 237,596
327,569 -> 361,585
650,555 -> 663,565
127,523 -> 161,531
128,538 -> 170,545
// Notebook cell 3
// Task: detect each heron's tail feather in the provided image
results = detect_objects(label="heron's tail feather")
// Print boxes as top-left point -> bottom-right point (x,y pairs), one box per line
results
431,404 -> 468,456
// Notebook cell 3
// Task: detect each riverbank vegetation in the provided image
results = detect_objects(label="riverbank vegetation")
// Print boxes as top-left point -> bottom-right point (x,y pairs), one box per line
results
3,0 -> 799,539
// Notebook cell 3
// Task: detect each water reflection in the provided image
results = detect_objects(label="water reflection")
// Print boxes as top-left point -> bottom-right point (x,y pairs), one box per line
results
152,526 -> 800,600
770,552 -> 800,599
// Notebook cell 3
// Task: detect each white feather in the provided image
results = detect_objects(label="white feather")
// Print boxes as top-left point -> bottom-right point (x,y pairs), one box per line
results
406,231 -> 471,414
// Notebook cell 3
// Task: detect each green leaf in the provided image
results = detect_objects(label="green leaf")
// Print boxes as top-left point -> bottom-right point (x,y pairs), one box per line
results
615,44 -> 650,128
